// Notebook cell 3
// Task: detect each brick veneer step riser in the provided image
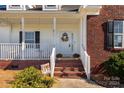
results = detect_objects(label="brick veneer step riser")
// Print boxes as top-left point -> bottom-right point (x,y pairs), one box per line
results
54,59 -> 85,78
55,60 -> 83,67
55,67 -> 84,72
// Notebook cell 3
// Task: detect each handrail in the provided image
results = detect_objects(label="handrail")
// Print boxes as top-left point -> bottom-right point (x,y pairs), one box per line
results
80,45 -> 90,80
50,48 -> 56,78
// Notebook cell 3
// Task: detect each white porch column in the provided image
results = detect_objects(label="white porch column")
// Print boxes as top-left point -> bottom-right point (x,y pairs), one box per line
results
80,15 -> 87,51
21,17 -> 25,60
53,17 -> 56,48
82,15 -> 87,50
80,17 -> 83,51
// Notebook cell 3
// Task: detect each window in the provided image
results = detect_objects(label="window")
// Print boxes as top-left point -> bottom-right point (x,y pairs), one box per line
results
7,5 -> 25,10
25,32 -> 35,43
114,35 -> 122,47
43,5 -> 60,10
45,5 -> 57,9
114,21 -> 123,48
9,5 -> 21,9
0,5 -> 6,10
19,31 -> 40,48
19,31 -> 40,44
107,20 -> 124,48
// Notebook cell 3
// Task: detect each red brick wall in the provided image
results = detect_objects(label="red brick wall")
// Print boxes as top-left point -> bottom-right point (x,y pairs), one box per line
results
87,5 -> 124,70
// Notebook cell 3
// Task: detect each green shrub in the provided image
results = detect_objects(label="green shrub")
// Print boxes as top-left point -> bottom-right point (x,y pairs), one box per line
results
12,66 -> 54,88
104,52 -> 124,79
41,76 -> 54,88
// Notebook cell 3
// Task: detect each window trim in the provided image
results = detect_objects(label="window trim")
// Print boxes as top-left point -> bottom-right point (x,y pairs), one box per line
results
113,20 -> 124,48
45,5 -> 57,9
42,5 -> 61,10
7,5 -> 25,10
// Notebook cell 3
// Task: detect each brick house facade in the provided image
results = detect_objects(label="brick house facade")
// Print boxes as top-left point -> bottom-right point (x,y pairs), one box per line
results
1,5 -> 124,78
87,5 -> 124,70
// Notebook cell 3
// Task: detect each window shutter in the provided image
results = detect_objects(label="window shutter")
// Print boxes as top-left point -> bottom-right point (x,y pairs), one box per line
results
19,31 -> 22,43
35,31 -> 40,43
107,20 -> 114,48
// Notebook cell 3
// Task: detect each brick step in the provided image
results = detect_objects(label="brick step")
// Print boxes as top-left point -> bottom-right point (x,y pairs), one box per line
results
54,59 -> 85,78
55,67 -> 84,72
55,61 -> 83,67
56,59 -> 82,63
55,64 -> 82,67
0,62 -> 11,69
54,71 -> 86,79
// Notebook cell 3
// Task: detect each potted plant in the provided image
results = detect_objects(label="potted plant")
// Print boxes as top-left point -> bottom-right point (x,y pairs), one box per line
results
73,53 -> 80,60
56,53 -> 63,60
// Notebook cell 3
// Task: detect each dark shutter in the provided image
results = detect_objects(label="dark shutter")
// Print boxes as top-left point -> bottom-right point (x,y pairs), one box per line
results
106,20 -> 114,48
35,31 -> 40,48
19,31 -> 22,43
35,31 -> 40,43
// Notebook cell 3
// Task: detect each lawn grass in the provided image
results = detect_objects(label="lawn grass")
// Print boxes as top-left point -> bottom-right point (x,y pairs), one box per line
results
0,70 -> 20,88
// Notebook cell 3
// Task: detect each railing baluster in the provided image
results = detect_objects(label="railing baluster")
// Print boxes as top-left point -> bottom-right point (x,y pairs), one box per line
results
27,44 -> 28,60
4,44 -> 6,59
12,44 -> 13,60
14,44 -> 15,59
11,44 -> 13,59
18,44 -> 19,59
1,44 -> 2,60
15,44 -> 17,59
19,44 -> 21,59
9,44 -> 11,60
14,44 -> 15,60
5,44 -> 6,59
16,44 -> 17,59
3,44 -> 4,59
0,43 -> 52,60
28,44 -> 29,60
29,44 -> 30,60
32,43 -> 34,60
1,44 -> 2,59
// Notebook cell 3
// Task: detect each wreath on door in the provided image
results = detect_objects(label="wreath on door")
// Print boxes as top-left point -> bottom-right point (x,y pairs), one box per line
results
61,32 -> 69,42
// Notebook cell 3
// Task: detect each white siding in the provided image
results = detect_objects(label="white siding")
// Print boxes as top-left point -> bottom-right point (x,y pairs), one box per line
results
0,24 -> 10,43
0,23 -> 80,55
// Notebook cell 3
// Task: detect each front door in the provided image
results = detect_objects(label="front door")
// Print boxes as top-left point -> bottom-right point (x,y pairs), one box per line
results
57,31 -> 73,57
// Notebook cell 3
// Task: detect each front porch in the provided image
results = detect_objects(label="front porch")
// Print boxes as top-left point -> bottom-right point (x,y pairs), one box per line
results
0,12 -> 90,79
0,16 -> 82,60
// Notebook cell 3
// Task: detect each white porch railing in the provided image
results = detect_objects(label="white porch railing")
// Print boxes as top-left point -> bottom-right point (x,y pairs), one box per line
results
80,45 -> 90,80
0,43 -> 52,60
50,48 -> 56,78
